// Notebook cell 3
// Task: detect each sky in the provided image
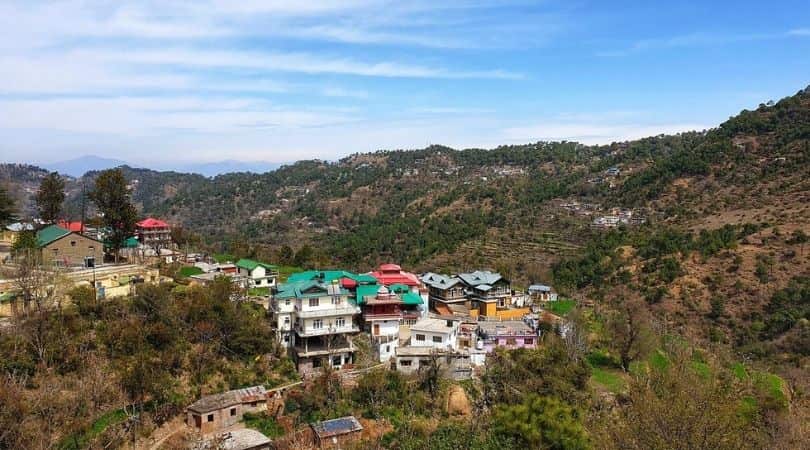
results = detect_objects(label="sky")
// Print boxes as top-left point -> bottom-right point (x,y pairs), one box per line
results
0,0 -> 809,166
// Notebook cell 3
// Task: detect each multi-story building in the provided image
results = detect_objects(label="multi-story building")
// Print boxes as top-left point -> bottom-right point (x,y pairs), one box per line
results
421,272 -> 468,311
136,217 -> 172,251
457,270 -> 512,317
271,280 -> 361,375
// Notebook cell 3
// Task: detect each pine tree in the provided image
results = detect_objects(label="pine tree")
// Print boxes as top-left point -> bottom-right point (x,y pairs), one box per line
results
0,185 -> 15,226
88,169 -> 138,261
35,172 -> 65,224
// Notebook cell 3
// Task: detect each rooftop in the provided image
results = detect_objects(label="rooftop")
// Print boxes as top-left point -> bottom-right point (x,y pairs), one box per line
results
310,416 -> 363,439
370,263 -> 420,286
187,385 -> 266,414
235,258 -> 278,272
36,224 -> 71,247
457,270 -> 505,287
420,272 -> 461,289
478,320 -> 535,336
217,429 -> 272,450
136,217 -> 169,228
410,317 -> 458,334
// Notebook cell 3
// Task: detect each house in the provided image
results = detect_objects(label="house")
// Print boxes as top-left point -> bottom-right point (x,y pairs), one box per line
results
528,284 -> 558,302
356,283 -> 424,362
393,346 -> 474,378
272,280 -> 360,375
421,273 -> 468,311
408,317 -> 460,351
189,271 -> 247,288
477,321 -> 538,353
236,259 -> 279,289
135,217 -> 172,250
186,385 -> 268,435
36,225 -> 104,267
369,263 -> 420,289
456,270 -> 512,317
310,416 -> 363,449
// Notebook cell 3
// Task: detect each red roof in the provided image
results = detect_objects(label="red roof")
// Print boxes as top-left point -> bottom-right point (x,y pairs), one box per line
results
370,263 -> 420,286
340,277 -> 358,289
137,217 -> 169,228
57,220 -> 84,233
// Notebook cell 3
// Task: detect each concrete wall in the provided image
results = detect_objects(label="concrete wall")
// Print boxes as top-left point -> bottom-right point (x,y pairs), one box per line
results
187,401 -> 267,435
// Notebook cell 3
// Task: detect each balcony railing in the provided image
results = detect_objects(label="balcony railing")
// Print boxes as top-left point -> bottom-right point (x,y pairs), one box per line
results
294,325 -> 360,337
295,305 -> 360,318
293,340 -> 355,357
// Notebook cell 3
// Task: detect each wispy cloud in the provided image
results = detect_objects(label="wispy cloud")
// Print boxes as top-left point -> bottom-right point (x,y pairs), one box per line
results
597,29 -> 809,57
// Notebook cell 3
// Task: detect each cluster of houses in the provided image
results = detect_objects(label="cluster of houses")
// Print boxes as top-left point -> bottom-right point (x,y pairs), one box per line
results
263,263 -> 564,379
592,207 -> 646,228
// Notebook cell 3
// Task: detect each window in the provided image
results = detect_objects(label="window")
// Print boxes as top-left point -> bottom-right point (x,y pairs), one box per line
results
415,334 -> 425,342
332,355 -> 342,366
401,360 -> 412,366
285,298 -> 291,306
313,358 -> 322,368
524,338 -> 533,345
336,317 -> 346,328
284,317 -> 290,325
309,298 -> 319,307
331,296 -> 341,305
230,408 -> 236,416
313,319 -> 323,329
432,336 -> 443,343
70,241 -> 76,247
207,414 -> 214,422
506,338 -> 517,345
385,345 -> 390,352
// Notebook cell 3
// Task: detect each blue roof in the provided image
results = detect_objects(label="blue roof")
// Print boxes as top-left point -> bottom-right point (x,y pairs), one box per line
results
311,416 -> 363,439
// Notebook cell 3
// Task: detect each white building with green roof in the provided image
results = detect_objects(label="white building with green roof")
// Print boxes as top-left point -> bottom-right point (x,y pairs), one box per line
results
235,259 -> 279,289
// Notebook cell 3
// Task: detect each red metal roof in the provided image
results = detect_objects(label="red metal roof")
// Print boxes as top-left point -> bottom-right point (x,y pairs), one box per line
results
136,217 -> 169,228
340,277 -> 357,289
57,220 -> 84,233
370,263 -> 420,286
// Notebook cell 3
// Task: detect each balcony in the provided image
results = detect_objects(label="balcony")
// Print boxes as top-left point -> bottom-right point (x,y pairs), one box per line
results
294,337 -> 355,357
295,305 -> 360,318
294,325 -> 360,337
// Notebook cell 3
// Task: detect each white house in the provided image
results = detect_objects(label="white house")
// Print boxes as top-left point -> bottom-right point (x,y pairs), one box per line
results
408,317 -> 460,351
236,259 -> 279,289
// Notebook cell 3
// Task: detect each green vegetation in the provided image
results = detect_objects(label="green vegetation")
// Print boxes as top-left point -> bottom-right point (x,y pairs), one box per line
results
179,266 -> 204,277
242,412 -> 285,438
546,298 -> 576,316
61,409 -> 128,450
248,287 -> 270,296
590,367 -> 625,393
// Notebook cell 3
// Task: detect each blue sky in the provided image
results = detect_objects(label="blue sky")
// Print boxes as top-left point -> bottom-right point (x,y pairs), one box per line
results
0,0 -> 808,166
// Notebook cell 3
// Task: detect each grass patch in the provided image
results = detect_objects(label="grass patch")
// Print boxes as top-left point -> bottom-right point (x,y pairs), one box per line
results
731,362 -> 748,381
738,396 -> 759,422
60,409 -> 128,449
243,412 -> 286,438
179,266 -> 204,277
649,350 -> 670,371
752,372 -> 788,410
213,253 -> 236,263
691,361 -> 711,378
545,298 -> 576,316
590,367 -> 626,393
276,265 -> 304,282
587,350 -> 620,368
248,287 -> 271,297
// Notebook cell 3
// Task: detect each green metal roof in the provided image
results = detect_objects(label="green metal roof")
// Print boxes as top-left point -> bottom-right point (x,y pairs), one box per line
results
236,259 -> 278,272
355,284 -> 381,306
388,283 -> 411,294
287,270 -> 376,284
274,280 -> 349,300
36,225 -> 71,247
124,236 -> 139,248
402,292 -> 423,306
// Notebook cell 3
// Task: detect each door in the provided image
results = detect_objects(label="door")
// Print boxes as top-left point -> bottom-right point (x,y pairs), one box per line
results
373,323 -> 380,336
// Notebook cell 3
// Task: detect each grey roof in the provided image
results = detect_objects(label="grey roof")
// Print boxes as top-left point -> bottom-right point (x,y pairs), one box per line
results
187,385 -> 266,413
311,416 -> 363,439
410,317 -> 458,334
457,270 -> 505,287
478,320 -> 534,336
219,429 -> 272,450
528,284 -> 552,292
420,272 -> 461,289
5,222 -> 34,232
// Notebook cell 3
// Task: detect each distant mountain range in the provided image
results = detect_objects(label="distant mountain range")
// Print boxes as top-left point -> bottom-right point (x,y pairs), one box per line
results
39,155 -> 284,178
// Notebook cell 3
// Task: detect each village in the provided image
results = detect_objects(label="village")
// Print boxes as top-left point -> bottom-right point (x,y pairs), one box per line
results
0,216 -> 572,449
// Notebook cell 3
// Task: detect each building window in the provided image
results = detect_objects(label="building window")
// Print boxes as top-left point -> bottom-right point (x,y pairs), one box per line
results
285,299 -> 291,306
284,317 -> 290,325
331,296 -> 341,305
332,355 -> 342,366
207,414 -> 214,422
230,408 -> 236,416
385,345 -> 390,352
415,334 -> 425,342
313,319 -> 323,329
524,338 -> 534,345
432,336 -> 442,343
70,241 -> 76,247
309,298 -> 319,307
400,360 -> 412,366
506,338 -> 517,345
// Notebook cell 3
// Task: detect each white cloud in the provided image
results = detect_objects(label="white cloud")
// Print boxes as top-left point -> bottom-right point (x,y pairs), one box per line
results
598,29 -> 809,56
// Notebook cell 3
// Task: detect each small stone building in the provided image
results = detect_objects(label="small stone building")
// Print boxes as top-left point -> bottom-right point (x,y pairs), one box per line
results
186,385 -> 268,435
310,416 -> 363,449
37,225 -> 103,267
